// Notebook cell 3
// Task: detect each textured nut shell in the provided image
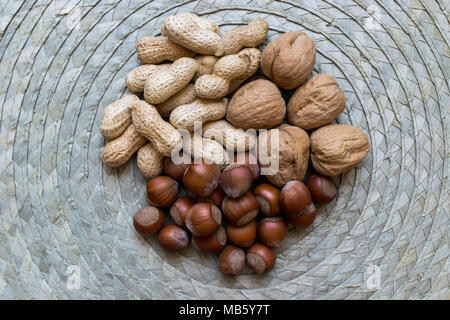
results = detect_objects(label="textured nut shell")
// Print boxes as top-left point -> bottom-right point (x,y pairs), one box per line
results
203,120 -> 256,151
261,31 -> 316,89
227,79 -> 286,130
100,94 -> 140,139
222,19 -> 269,55
195,49 -> 250,99
258,124 -> 309,187
144,57 -> 197,104
193,55 -> 219,81
310,124 -> 370,176
101,124 -> 147,168
126,64 -> 170,93
183,133 -> 228,166
288,74 -> 346,129
156,83 -> 196,118
137,143 -> 163,179
131,100 -> 182,157
170,98 -> 227,131
227,48 -> 261,94
160,13 -> 223,56
136,36 -> 194,64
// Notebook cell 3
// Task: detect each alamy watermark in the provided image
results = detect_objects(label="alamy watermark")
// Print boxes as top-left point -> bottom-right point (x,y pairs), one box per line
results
364,265 -> 381,290
66,265 -> 80,290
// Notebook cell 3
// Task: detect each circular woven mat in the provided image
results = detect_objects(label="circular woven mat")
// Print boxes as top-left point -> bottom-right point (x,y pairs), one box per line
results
1,0 -> 449,300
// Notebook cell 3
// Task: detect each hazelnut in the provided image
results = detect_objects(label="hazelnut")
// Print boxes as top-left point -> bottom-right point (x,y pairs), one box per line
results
169,197 -> 196,227
146,176 -> 178,208
163,157 -> 189,181
234,152 -> 260,181
222,192 -> 260,226
220,164 -> 253,198
183,162 -> 220,197
133,206 -> 165,235
226,220 -> 257,248
257,217 -> 288,248
287,211 -> 316,228
157,224 -> 189,252
306,175 -> 337,204
253,183 -> 281,216
192,226 -> 227,254
280,180 -> 315,217
205,187 -> 225,208
246,243 -> 276,274
218,245 -> 246,276
185,202 -> 222,236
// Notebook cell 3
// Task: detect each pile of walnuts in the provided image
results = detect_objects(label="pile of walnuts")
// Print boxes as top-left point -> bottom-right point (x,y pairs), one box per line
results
99,13 -> 370,275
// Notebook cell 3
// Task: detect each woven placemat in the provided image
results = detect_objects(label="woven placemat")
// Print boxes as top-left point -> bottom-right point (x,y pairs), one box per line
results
0,0 -> 448,300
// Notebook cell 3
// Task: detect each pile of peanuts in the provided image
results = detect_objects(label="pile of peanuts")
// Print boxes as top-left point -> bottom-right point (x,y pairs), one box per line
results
99,13 -> 367,275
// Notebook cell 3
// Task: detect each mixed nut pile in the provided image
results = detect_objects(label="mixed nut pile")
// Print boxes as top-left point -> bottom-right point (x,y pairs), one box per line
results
99,13 -> 371,275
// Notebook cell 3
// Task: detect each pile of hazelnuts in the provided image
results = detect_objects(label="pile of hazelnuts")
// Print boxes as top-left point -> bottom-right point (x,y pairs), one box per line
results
133,153 -> 337,276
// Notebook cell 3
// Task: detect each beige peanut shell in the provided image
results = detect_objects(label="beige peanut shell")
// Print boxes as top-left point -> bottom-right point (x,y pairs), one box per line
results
257,124 -> 310,188
310,124 -> 370,176
183,133 -> 229,167
101,124 -> 147,168
136,36 -> 194,64
261,31 -> 316,89
202,120 -> 256,151
287,74 -> 346,129
226,79 -> 286,130
193,55 -> 219,81
100,94 -> 140,140
144,57 -> 197,104
169,98 -> 228,131
228,48 -> 261,94
222,19 -> 269,55
195,48 -> 261,99
137,143 -> 163,179
125,64 -> 170,92
156,83 -> 196,118
160,13 -> 224,56
131,100 -> 182,157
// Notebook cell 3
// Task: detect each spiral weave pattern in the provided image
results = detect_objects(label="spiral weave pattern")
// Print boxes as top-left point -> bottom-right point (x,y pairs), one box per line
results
0,0 -> 448,299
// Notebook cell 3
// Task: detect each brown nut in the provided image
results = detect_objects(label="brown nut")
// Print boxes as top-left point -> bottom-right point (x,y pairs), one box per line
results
226,220 -> 257,248
306,175 -> 337,204
192,226 -> 227,254
169,196 -> 197,227
199,187 -> 225,208
257,217 -> 288,248
218,245 -> 246,276
183,162 -> 221,197
287,211 -> 316,228
185,202 -> 222,236
146,176 -> 178,208
280,180 -> 315,217
220,164 -> 253,199
157,224 -> 190,252
287,74 -> 346,129
261,31 -> 316,89
133,206 -> 165,235
253,183 -> 281,216
163,157 -> 189,181
226,79 -> 286,130
257,124 -> 310,188
310,124 -> 370,176
234,152 -> 260,181
246,243 -> 276,274
222,192 -> 259,226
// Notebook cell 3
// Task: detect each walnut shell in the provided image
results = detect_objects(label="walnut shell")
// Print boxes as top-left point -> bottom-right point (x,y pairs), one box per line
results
261,31 -> 316,89
310,124 -> 370,176
257,124 -> 309,188
226,79 -> 286,130
287,74 -> 346,129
